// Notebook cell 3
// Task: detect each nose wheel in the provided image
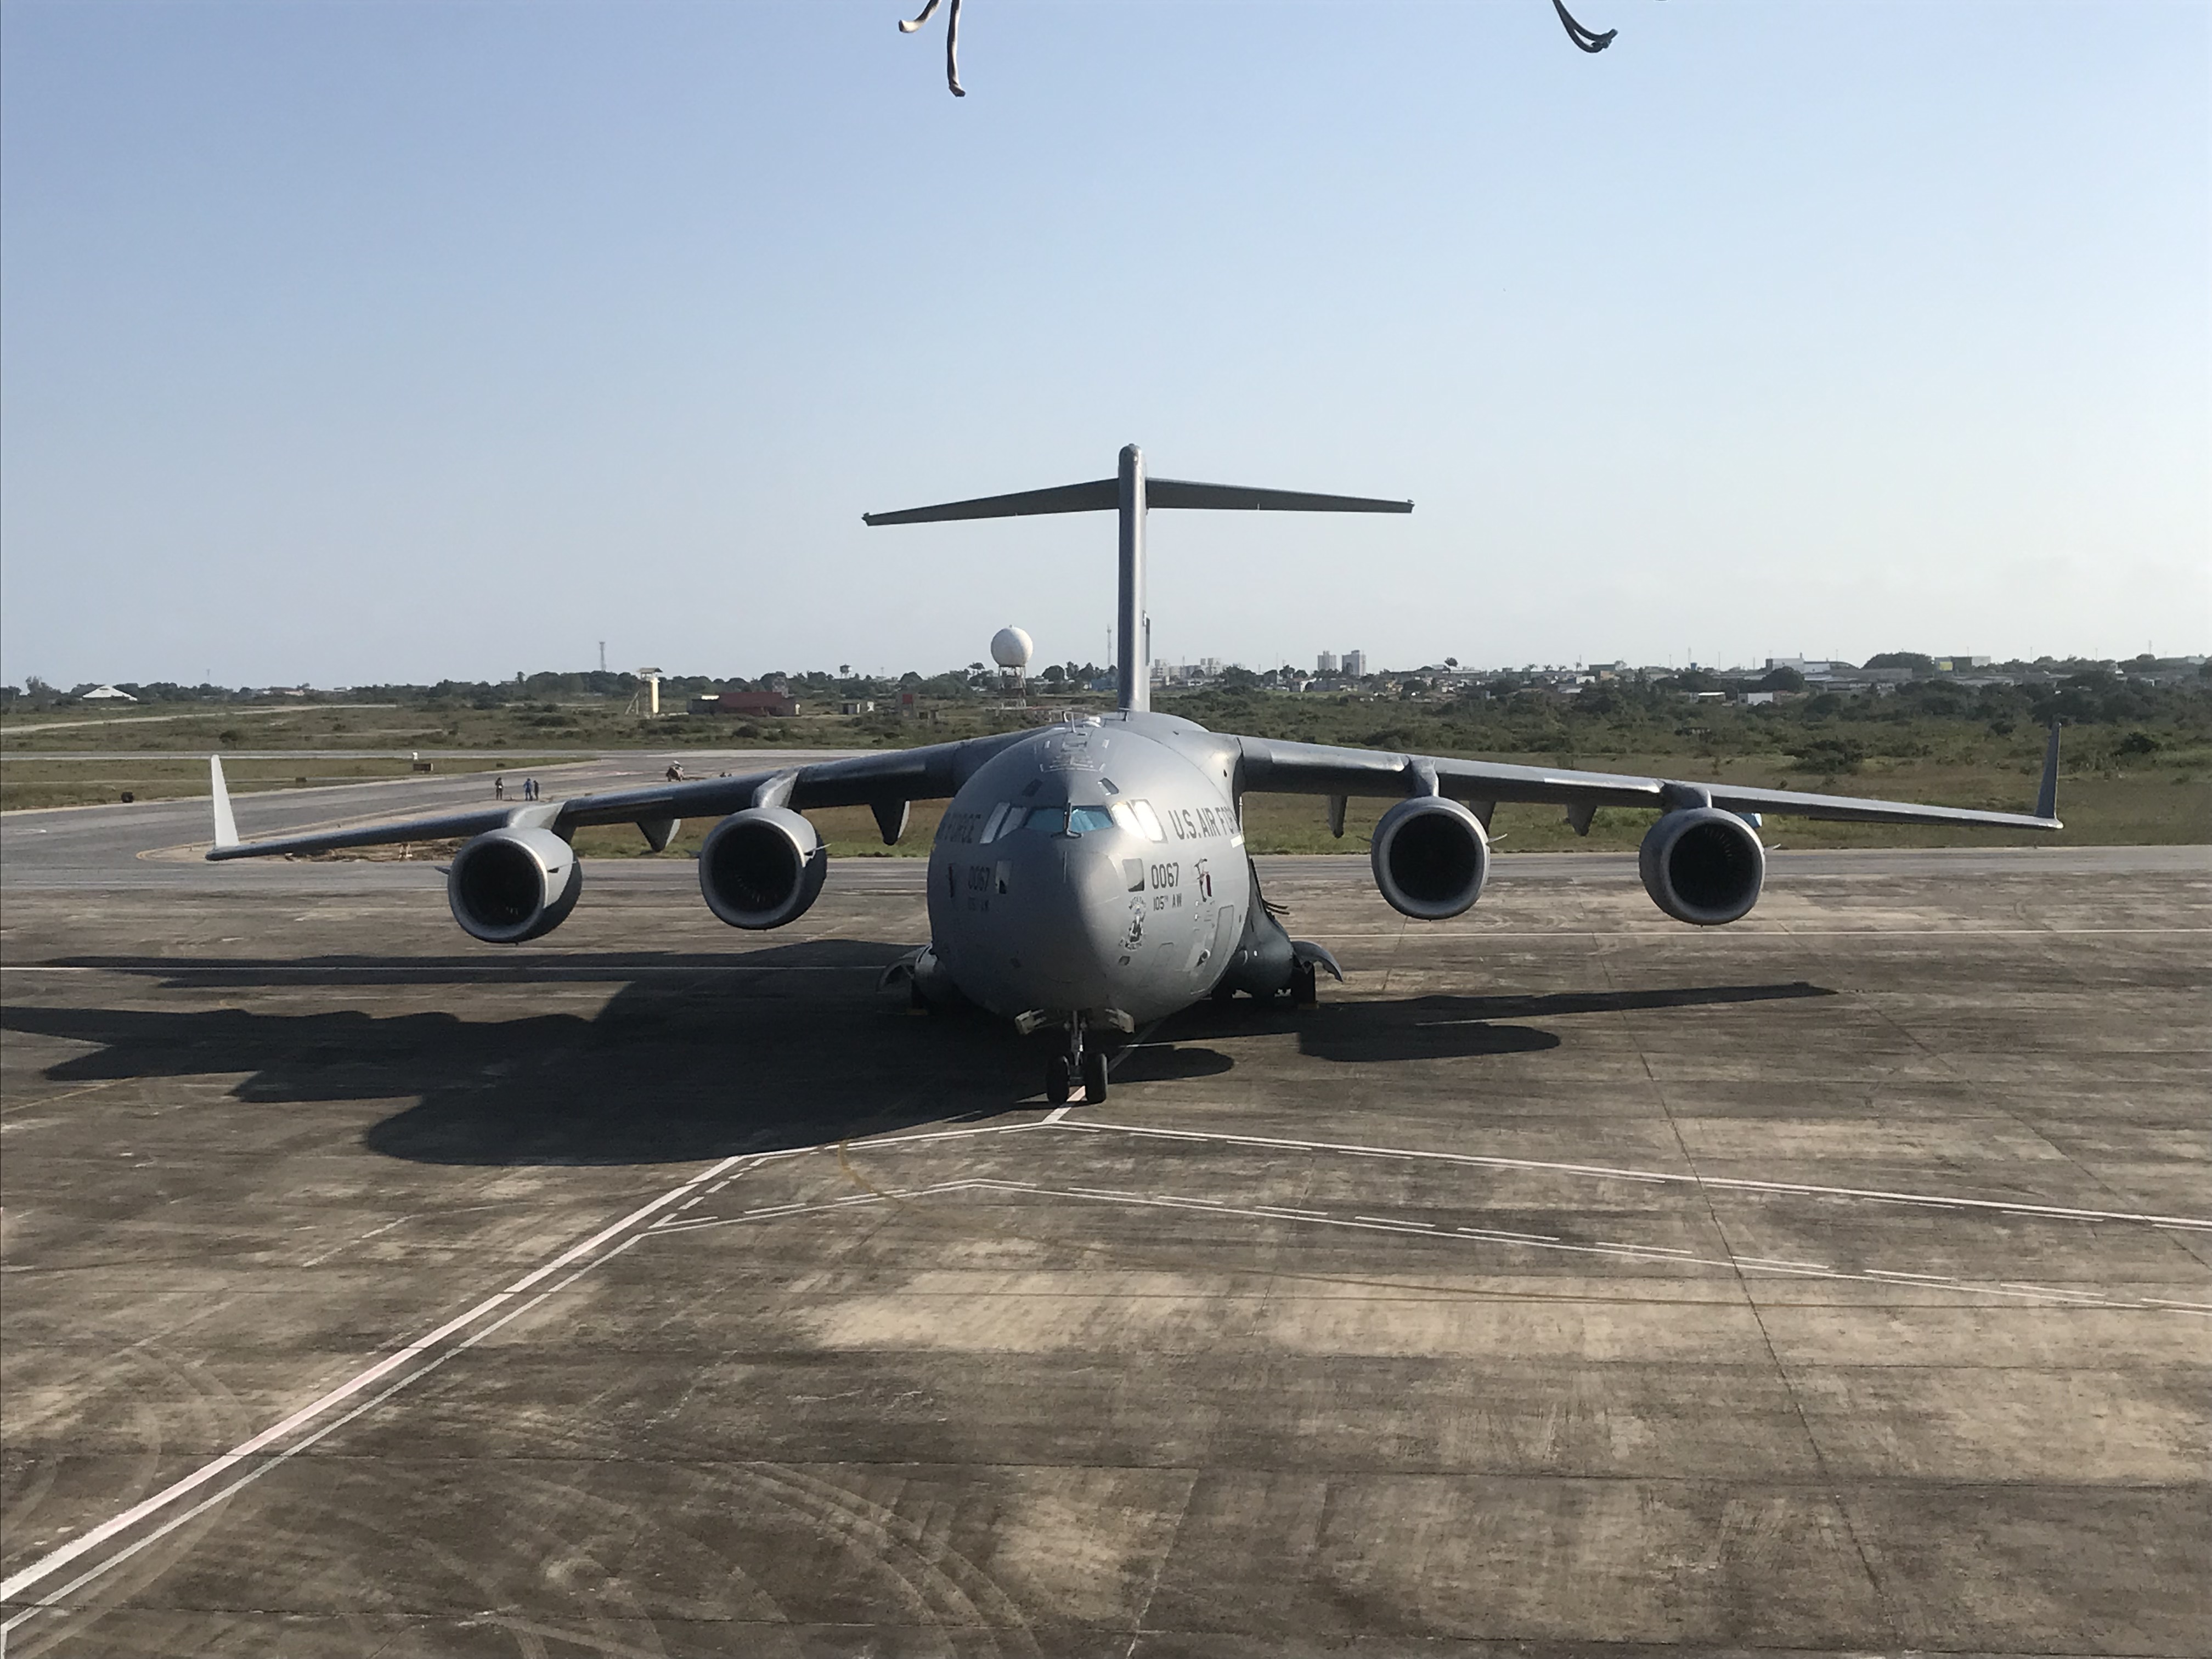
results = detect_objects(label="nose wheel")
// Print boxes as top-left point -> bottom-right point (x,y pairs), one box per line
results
1045,1022 -> 1110,1105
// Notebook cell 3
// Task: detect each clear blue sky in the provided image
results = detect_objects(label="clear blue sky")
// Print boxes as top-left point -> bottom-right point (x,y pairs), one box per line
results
3,1 -> 2204,686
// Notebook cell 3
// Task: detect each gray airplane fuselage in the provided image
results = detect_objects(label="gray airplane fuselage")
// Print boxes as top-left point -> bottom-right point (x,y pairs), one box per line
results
924,711 -> 1261,1023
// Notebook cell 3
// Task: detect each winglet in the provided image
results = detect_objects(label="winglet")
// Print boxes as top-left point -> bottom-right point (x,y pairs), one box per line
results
2035,723 -> 2062,823
209,756 -> 239,851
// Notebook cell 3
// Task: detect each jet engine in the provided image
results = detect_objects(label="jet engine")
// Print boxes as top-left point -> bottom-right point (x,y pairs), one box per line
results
448,826 -> 583,944
1639,808 -> 1765,925
1370,795 -> 1490,920
699,806 -> 828,929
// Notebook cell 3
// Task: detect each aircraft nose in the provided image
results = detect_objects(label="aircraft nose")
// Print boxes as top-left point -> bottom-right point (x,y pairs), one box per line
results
990,833 -> 1127,1007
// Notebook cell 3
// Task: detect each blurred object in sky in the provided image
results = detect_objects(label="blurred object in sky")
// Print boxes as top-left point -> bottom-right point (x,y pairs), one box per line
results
900,0 -> 1626,98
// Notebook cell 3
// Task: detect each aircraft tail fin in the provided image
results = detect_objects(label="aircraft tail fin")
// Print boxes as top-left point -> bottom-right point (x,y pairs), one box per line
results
863,445 -> 1410,714
210,757 -> 239,851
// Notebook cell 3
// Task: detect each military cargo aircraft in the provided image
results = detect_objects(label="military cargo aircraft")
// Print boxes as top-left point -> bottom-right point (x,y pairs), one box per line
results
206,444 -> 2061,1103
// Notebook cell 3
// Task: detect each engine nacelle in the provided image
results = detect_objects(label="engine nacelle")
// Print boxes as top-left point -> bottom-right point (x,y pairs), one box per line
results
699,806 -> 827,929
448,826 -> 582,944
1370,795 -> 1491,920
1639,808 -> 1765,926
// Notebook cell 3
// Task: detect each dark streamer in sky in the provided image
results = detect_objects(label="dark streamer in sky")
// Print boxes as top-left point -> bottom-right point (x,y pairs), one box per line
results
898,0 -> 1628,97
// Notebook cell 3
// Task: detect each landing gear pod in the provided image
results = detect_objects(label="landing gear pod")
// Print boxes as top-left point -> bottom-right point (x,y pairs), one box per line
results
699,806 -> 827,929
1639,808 -> 1765,925
1370,795 -> 1490,921
448,826 -> 583,944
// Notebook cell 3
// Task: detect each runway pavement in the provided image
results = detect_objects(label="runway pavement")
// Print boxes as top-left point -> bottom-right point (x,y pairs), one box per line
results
2,791 -> 2207,1655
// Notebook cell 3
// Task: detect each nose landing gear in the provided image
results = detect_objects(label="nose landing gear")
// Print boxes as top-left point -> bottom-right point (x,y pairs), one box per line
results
1043,1020 -> 1111,1105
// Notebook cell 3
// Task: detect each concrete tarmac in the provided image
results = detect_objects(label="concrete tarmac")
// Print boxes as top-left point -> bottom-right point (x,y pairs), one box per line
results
2,793 -> 2207,1656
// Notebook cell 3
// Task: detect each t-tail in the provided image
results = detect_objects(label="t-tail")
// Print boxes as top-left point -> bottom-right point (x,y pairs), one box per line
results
862,445 -> 1412,712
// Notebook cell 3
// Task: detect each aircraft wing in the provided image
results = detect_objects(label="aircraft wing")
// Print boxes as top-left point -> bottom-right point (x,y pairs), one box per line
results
203,733 -> 1032,861
1232,724 -> 2063,832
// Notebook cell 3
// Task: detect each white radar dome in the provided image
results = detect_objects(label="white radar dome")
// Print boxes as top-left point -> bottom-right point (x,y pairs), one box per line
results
990,627 -> 1035,671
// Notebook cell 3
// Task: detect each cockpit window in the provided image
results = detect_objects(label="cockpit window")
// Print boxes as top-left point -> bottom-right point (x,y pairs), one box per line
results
979,802 -> 1013,843
1005,804 -> 1119,837
1128,799 -> 1166,842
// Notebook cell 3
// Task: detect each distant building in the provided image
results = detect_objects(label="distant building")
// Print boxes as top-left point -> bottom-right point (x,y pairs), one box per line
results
690,689 -> 800,717
1316,651 -> 1339,675
1342,651 -> 1367,679
838,698 -> 876,715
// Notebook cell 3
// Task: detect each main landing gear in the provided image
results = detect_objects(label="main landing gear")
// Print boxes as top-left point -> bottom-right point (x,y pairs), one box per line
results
1045,1022 -> 1109,1105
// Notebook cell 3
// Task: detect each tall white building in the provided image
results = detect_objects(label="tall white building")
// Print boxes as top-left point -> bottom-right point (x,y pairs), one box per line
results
1316,651 -> 1339,675
1343,650 -> 1367,678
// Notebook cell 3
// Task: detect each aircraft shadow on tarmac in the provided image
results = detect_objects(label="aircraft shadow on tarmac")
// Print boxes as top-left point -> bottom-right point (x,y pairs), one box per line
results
1173,981 -> 1835,1064
8,951 -> 1831,1166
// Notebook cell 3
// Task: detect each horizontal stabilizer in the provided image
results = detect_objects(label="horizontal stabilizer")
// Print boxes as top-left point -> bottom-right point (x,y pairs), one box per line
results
1146,478 -> 1412,514
864,474 -> 1410,526
863,479 -> 1116,525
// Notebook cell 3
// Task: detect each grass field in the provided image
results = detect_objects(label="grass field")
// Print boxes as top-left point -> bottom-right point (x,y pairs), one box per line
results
0,698 -> 919,759
7,693 -> 2204,849
0,753 -> 576,814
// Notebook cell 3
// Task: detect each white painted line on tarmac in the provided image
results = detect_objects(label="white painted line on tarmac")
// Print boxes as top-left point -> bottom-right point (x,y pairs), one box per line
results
749,1117 -> 1052,1161
0,1153 -> 749,1611
634,1171 -> 2208,1317
297,1212 -> 416,1269
1061,1119 -> 2212,1231
0,1245 -> 636,1640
